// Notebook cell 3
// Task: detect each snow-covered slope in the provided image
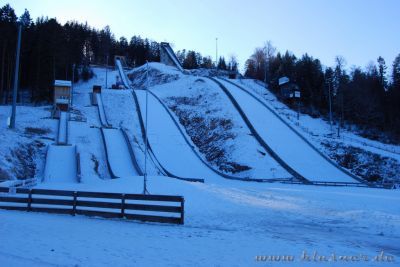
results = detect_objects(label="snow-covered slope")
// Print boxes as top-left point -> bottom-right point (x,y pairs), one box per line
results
101,128 -> 140,178
232,79 -> 400,183
57,111 -> 68,144
217,78 -> 358,183
136,89 -> 217,181
44,145 -> 77,183
151,75 -> 290,179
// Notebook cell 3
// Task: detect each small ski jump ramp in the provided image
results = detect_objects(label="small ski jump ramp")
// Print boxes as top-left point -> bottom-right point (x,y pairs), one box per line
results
44,145 -> 78,183
101,128 -> 141,178
160,42 -> 184,72
216,78 -> 360,183
57,111 -> 68,145
96,91 -> 142,178
96,93 -> 111,127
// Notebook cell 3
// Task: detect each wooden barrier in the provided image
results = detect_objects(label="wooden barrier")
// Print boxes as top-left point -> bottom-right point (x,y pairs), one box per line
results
0,187 -> 184,224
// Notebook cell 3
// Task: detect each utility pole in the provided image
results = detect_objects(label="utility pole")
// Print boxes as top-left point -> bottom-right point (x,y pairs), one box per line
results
105,55 -> 109,89
71,63 -> 75,107
10,24 -> 22,129
143,61 -> 150,195
328,79 -> 333,133
215,37 -> 218,70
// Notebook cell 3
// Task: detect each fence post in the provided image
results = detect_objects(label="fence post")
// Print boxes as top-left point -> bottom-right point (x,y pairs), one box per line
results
72,191 -> 77,216
27,189 -> 33,212
121,194 -> 125,218
180,198 -> 185,225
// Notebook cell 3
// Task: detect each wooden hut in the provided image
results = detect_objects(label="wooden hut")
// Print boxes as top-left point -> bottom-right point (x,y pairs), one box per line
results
53,80 -> 72,115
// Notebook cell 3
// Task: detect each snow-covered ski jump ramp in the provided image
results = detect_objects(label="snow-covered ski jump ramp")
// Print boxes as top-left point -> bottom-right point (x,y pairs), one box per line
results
44,145 -> 78,183
213,78 -> 362,183
57,111 -> 69,145
96,92 -> 143,178
44,111 -> 80,183
160,42 -> 184,72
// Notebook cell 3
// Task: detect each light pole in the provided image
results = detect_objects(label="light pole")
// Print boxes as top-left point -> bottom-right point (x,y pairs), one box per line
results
143,61 -> 150,195
10,23 -> 22,129
328,79 -> 333,133
105,55 -> 109,89
215,37 -> 218,70
71,63 -> 75,107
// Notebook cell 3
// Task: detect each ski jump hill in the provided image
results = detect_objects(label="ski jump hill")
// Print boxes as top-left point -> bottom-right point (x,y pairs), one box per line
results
114,54 -> 366,186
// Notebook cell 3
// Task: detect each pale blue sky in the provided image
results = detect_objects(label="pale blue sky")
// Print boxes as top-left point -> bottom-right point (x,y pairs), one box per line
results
6,0 -> 400,72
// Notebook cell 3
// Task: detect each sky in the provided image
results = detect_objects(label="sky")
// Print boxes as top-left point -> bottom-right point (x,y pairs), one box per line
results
5,0 -> 400,72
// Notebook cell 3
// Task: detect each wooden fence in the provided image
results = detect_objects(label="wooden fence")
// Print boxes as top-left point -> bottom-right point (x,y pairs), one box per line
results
0,187 -> 184,224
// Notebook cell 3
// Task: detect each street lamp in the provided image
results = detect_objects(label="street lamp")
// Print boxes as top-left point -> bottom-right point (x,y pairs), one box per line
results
143,61 -> 150,195
105,55 -> 109,89
327,79 -> 333,133
215,38 -> 218,70
9,23 -> 22,129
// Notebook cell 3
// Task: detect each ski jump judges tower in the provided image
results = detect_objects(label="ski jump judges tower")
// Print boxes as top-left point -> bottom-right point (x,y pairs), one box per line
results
160,42 -> 184,72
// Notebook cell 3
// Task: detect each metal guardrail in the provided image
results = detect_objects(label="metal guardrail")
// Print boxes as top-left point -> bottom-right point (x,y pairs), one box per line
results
0,187 -> 184,224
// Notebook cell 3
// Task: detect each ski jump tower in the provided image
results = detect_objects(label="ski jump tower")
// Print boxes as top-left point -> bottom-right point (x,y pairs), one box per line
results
160,42 -> 184,72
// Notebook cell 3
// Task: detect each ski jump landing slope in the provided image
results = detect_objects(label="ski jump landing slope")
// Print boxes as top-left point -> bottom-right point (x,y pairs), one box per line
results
101,128 -> 141,178
216,78 -> 360,183
136,90 -> 216,181
96,92 -> 142,178
44,145 -> 77,183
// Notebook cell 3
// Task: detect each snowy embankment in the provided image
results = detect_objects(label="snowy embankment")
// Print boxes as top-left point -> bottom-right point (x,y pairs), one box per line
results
0,105 -> 55,182
1,177 -> 399,266
233,79 -> 400,183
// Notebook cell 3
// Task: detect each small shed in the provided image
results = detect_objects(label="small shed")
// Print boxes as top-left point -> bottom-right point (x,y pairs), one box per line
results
279,76 -> 299,99
54,80 -> 72,112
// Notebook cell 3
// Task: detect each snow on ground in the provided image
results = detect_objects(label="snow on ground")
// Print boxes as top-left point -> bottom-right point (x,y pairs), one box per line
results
1,177 -> 399,266
0,105 -> 56,182
147,74 -> 290,179
232,79 -> 400,182
1,64 -> 400,266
